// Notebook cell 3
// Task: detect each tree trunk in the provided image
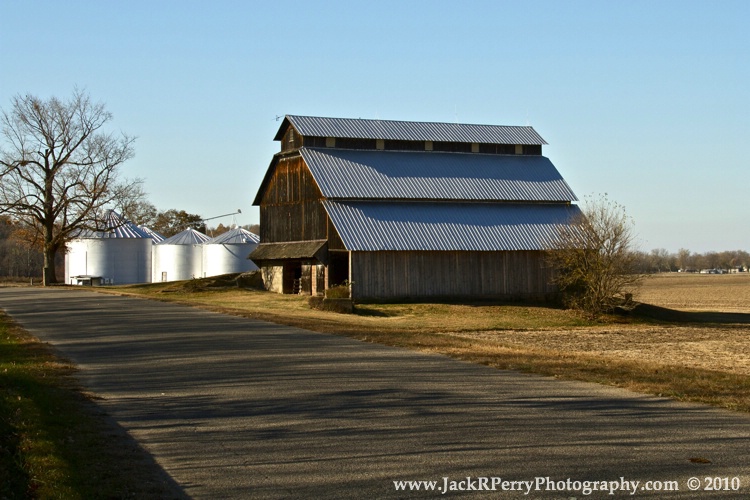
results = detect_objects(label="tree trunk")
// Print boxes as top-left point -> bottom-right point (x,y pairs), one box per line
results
42,245 -> 58,286
42,216 -> 58,285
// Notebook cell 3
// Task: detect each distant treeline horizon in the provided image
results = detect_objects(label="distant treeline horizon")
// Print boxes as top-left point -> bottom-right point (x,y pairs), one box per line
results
631,248 -> 749,273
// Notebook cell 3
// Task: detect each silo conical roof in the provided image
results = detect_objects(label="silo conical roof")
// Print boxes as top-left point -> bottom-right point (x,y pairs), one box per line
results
206,227 -> 260,245
138,225 -> 166,243
158,227 -> 210,245
78,210 -> 150,239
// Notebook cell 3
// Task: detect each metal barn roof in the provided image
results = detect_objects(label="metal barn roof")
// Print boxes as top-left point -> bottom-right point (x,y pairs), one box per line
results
323,201 -> 582,252
206,227 -> 260,245
301,148 -> 577,202
276,115 -> 547,145
158,227 -> 210,245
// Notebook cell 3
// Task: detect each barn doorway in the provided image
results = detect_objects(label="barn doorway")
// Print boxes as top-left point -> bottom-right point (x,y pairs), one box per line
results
328,251 -> 349,287
282,262 -> 302,294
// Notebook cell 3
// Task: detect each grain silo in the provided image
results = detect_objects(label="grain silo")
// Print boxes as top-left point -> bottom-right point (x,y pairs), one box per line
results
152,227 -> 209,282
65,211 -> 153,285
203,227 -> 260,277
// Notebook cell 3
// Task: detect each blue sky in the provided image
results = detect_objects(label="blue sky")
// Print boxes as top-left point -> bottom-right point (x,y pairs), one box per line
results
1,0 -> 747,253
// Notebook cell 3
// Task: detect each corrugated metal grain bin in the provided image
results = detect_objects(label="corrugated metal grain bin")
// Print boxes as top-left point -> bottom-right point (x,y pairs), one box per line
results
152,227 -> 209,282
65,211 -> 153,285
203,227 -> 260,277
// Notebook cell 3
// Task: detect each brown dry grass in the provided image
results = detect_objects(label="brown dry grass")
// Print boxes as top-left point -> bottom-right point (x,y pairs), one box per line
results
444,274 -> 750,377
102,273 -> 750,412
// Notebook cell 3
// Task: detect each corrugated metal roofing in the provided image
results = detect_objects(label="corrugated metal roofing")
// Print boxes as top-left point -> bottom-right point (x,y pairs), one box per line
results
323,201 -> 582,252
77,210 -> 150,239
138,225 -> 165,243
206,227 -> 260,245
301,148 -> 577,202
158,227 -> 210,245
278,115 -> 547,145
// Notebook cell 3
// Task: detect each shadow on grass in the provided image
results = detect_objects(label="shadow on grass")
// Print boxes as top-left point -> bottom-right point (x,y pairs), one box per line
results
0,395 -> 31,498
632,303 -> 750,324
353,307 -> 392,317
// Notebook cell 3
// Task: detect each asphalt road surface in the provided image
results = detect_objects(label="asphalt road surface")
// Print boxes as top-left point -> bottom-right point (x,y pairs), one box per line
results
1,287 -> 749,499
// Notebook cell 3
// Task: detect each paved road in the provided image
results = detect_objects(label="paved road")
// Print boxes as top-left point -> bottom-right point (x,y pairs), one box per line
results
1,287 -> 749,499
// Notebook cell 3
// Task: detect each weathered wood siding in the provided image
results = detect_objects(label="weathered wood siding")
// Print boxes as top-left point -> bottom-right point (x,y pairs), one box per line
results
327,218 -> 346,250
349,250 -> 556,300
259,155 -> 327,243
280,127 -> 302,152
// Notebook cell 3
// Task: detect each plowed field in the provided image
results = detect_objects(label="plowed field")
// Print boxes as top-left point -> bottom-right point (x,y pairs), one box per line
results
447,273 -> 750,377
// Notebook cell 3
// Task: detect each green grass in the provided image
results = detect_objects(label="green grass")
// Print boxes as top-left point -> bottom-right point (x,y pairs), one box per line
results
1,314 -> 79,498
0,312 -> 179,499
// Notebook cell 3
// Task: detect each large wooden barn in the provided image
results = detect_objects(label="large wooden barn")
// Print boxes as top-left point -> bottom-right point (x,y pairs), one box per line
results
249,115 -> 581,301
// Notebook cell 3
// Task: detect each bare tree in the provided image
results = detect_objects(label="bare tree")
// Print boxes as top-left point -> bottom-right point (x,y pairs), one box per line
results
117,184 -> 158,226
0,89 -> 138,284
676,248 -> 692,271
546,194 -> 643,317
650,248 -> 673,272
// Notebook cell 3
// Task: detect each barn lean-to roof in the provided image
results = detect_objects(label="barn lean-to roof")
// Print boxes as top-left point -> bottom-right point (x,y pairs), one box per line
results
275,115 -> 548,145
323,201 -> 581,252
249,240 -> 328,263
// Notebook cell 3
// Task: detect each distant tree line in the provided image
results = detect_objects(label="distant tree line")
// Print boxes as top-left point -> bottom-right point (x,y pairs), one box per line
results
0,215 -> 45,280
631,248 -> 750,274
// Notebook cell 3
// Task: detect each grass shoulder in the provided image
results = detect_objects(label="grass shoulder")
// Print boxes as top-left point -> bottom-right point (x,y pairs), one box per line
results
113,280 -> 606,334
0,312 -> 183,499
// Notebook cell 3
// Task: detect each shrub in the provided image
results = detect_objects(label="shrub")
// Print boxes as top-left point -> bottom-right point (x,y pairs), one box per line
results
325,280 -> 353,299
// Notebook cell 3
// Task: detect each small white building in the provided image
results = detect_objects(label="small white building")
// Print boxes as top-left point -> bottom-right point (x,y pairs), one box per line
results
152,227 -> 210,282
65,211 -> 154,285
203,227 -> 260,277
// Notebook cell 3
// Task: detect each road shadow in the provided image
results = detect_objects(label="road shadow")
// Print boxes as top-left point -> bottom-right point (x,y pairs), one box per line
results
631,302 -> 750,324
78,395 -> 191,499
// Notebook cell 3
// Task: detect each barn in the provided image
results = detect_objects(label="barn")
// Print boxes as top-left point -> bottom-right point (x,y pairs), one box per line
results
249,115 -> 581,301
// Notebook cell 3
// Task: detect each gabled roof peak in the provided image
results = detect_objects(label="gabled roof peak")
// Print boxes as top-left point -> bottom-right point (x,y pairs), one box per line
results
158,227 -> 210,245
275,115 -> 547,145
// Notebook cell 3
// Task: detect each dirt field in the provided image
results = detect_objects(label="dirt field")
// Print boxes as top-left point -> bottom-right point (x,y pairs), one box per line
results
636,272 -> 750,313
447,273 -> 750,377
